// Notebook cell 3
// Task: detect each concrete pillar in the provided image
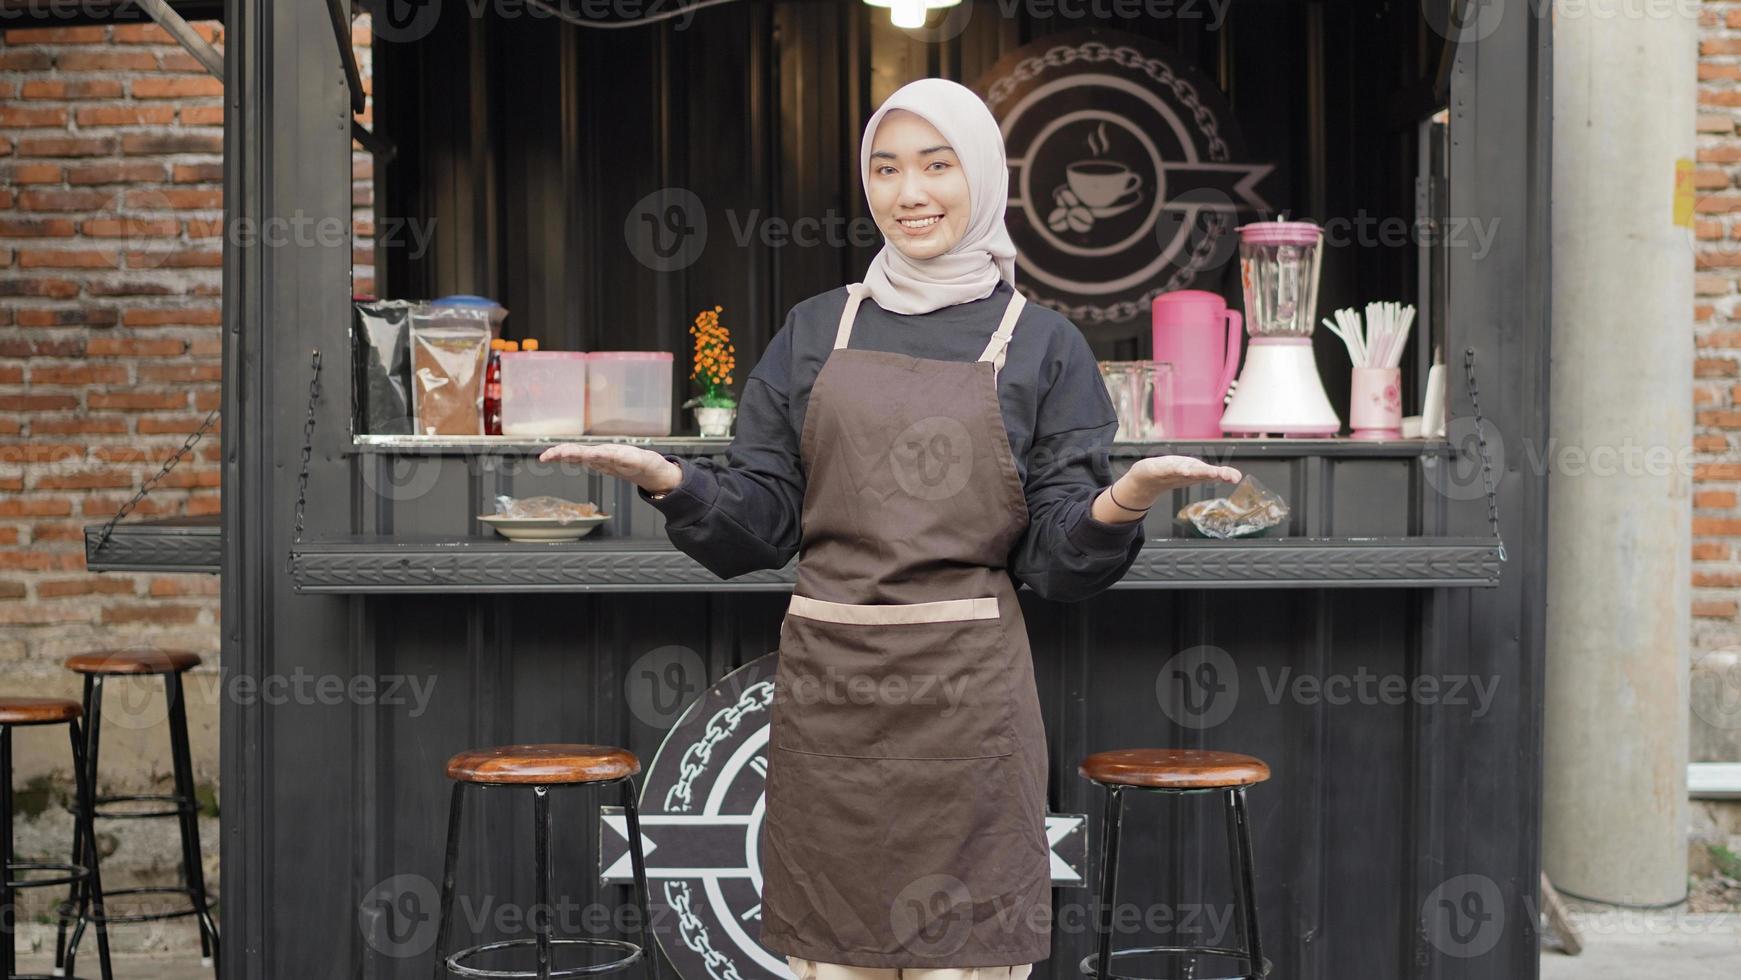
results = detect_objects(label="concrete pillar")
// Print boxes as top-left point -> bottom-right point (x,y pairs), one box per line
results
1543,3 -> 1696,905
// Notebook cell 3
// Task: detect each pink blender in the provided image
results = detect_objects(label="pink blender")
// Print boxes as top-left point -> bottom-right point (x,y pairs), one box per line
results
1151,291 -> 1242,439
1219,219 -> 1341,436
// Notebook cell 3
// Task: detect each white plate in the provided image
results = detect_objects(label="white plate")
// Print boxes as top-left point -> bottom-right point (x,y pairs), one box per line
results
478,514 -> 611,542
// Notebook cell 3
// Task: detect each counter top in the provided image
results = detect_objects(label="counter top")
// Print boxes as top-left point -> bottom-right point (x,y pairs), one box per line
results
351,433 -> 1457,459
285,534 -> 1502,593
84,515 -> 221,573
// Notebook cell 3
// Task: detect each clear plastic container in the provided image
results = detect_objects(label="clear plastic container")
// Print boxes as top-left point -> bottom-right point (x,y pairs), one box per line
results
585,351 -> 673,436
500,351 -> 587,437
431,294 -> 508,341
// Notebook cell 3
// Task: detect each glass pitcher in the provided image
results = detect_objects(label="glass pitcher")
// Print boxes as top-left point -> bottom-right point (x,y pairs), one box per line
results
1238,220 -> 1324,337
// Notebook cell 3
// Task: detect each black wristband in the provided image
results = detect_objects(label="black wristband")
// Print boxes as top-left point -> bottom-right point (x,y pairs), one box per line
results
1108,482 -> 1151,514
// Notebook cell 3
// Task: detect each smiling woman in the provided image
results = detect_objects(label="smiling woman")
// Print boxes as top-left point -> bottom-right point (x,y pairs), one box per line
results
865,111 -> 974,260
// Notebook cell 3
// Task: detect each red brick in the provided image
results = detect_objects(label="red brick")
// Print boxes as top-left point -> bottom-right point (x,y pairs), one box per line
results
1694,599 -> 1740,619
14,306 -> 117,327
128,249 -> 221,269
84,279 -> 179,297
121,307 -> 222,327
74,105 -> 176,127
16,135 -> 114,157
66,162 -> 168,185
131,76 -> 224,100
30,416 -> 128,435
0,278 -> 80,299
0,49 -> 53,70
30,364 -> 129,386
171,163 -> 223,183
120,132 -> 221,156
0,444 -> 83,465
0,217 -> 75,237
18,188 -> 115,211
185,218 -> 223,238
85,338 -> 185,357
101,604 -> 202,625
20,79 -> 124,100
0,393 -> 79,412
134,188 -> 221,210
137,363 -> 222,383
54,50 -> 156,72
82,218 -> 180,238
6,163 -> 63,184
113,22 -> 222,45
178,106 -> 224,126
137,415 -> 218,434
2,26 -> 106,44
0,106 -> 68,127
17,250 -> 121,270
149,577 -> 219,598
33,469 -> 140,490
0,497 -> 73,518
87,391 -> 188,411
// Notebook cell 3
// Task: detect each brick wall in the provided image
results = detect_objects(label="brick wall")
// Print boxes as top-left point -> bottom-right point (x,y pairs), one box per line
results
0,17 -> 373,755
1696,5 -> 1741,761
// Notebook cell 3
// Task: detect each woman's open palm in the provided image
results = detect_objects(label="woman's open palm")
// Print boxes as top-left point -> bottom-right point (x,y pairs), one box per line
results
1128,454 -> 1243,495
538,443 -> 679,492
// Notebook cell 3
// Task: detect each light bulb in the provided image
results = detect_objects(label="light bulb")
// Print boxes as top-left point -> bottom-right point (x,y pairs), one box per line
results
891,0 -> 926,29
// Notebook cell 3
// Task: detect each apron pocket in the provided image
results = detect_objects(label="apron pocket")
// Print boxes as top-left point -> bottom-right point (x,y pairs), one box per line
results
773,595 -> 1018,760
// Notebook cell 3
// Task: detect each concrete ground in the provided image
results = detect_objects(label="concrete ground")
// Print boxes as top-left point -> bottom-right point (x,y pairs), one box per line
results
1539,907 -> 1741,979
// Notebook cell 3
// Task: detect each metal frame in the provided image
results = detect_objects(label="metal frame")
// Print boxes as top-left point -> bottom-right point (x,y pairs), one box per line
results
220,4 -> 1553,979
432,775 -> 658,980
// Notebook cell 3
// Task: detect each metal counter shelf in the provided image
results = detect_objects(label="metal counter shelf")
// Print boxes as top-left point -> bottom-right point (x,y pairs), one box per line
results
84,515 -> 222,573
350,433 -> 1459,459
283,534 -> 1502,593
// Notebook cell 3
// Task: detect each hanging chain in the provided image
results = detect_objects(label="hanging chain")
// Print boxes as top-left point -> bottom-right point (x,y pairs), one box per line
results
292,348 -> 323,550
91,405 -> 222,553
1462,347 -> 1508,563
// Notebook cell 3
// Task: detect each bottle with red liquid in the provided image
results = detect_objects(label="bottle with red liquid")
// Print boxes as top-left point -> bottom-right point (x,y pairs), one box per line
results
484,338 -> 516,435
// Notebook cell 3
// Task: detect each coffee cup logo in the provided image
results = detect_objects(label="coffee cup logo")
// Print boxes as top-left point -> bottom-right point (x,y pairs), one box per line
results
978,31 -> 1274,323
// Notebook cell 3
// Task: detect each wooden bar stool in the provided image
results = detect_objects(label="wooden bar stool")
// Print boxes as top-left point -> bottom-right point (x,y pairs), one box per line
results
53,651 -> 218,979
433,744 -> 658,980
1078,749 -> 1272,980
0,697 -> 112,980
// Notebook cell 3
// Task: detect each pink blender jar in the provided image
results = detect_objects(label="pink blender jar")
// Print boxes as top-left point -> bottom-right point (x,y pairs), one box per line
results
1151,291 -> 1242,439
1219,220 -> 1341,436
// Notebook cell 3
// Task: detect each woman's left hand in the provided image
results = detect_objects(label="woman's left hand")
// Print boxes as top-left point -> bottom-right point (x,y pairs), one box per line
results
1094,455 -> 1243,522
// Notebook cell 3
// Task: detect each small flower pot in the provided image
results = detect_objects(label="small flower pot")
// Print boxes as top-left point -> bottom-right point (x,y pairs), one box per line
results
694,406 -> 736,437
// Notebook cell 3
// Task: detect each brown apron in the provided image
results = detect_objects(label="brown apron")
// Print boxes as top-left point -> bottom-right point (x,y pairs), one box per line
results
758,284 -> 1052,970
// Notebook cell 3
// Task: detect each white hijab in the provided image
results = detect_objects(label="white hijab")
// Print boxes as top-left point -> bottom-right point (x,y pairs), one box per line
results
859,78 -> 1018,316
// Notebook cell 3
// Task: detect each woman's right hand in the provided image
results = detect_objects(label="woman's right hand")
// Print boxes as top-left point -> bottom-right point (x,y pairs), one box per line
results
538,443 -> 684,495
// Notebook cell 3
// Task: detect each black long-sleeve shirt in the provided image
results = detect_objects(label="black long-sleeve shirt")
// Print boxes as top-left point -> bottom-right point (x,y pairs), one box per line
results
636,281 -> 1146,602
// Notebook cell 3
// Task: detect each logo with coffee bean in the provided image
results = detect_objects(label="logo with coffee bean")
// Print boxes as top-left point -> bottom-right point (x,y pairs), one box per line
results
977,32 -> 1275,324
596,653 -> 1091,980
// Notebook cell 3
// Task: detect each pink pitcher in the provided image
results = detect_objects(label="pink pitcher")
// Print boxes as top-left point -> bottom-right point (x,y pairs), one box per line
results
1152,290 -> 1242,438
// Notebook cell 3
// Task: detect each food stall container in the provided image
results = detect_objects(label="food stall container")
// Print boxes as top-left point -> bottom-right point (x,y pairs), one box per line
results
500,350 -> 587,437
585,351 -> 673,436
431,293 -> 508,341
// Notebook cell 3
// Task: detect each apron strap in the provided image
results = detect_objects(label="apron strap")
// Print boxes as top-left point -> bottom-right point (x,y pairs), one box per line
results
834,283 -> 870,350
977,289 -> 1027,380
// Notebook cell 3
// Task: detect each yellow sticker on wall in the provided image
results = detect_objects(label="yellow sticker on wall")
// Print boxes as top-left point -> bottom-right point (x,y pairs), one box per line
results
1675,157 -> 1695,229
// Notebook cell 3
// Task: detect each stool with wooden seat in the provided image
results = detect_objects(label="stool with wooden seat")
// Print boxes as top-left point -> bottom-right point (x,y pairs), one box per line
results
53,651 -> 218,979
433,744 -> 658,980
0,697 -> 112,980
1078,749 -> 1272,980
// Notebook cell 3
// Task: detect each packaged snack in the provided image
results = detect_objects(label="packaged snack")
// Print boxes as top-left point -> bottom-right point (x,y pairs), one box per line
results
409,306 -> 492,436
1176,473 -> 1290,538
351,300 -> 416,435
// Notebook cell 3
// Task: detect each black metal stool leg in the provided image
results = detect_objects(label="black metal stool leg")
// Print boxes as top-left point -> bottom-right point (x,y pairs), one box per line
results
165,671 -> 220,975
53,675 -> 95,977
533,786 -> 553,980
1227,788 -> 1263,979
1092,784 -> 1124,980
63,677 -> 105,977
3,725 -> 16,980
621,777 -> 657,980
69,719 -> 115,980
432,782 -> 465,980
